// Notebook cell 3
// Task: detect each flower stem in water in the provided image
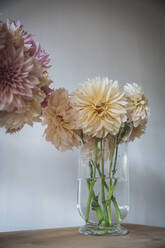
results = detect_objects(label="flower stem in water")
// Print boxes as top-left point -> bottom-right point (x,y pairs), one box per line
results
85,138 -> 98,223
86,179 -> 104,224
101,139 -> 109,226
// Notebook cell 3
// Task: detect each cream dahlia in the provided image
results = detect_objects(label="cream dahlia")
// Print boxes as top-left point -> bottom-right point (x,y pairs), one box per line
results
72,77 -> 127,138
124,83 -> 150,127
42,88 -> 81,151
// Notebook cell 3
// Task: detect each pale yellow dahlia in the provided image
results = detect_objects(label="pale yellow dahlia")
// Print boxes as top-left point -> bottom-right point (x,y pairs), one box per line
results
0,89 -> 45,133
72,77 -> 127,138
124,83 -> 150,127
42,88 -> 81,151
81,135 -> 115,162
129,120 -> 147,142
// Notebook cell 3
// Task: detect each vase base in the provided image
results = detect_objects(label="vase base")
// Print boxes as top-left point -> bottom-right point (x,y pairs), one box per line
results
79,224 -> 128,236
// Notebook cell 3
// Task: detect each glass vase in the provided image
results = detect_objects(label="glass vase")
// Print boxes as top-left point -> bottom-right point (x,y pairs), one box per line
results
77,136 -> 129,236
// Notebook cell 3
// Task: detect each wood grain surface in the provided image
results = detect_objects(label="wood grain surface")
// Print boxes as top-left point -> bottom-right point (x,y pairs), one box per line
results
0,224 -> 165,248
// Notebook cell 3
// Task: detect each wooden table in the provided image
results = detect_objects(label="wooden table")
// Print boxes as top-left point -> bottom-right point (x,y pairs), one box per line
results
0,224 -> 165,248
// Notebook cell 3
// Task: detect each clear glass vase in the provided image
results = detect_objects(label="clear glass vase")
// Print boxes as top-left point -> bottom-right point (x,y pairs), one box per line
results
77,137 -> 129,236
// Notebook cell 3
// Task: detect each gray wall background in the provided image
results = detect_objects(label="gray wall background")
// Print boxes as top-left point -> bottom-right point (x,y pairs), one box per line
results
0,0 -> 165,232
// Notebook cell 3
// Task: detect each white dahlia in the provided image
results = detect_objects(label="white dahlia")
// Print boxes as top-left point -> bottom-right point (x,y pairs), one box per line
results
129,120 -> 147,142
124,83 -> 150,127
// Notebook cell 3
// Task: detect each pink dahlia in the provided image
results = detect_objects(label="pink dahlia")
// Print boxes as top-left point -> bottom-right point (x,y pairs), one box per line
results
28,41 -> 51,68
0,89 -> 45,133
0,19 -> 34,50
0,43 -> 41,112
0,18 -> 53,133
7,19 -> 33,48
0,21 -> 10,50
6,19 -> 51,68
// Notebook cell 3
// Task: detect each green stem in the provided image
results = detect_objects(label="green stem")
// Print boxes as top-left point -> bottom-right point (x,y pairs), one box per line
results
89,139 -> 122,224
85,138 -> 98,223
93,138 -> 98,178
107,178 -> 117,225
107,204 -> 112,225
101,139 -> 109,225
80,130 -> 85,144
86,179 -> 104,224
96,164 -> 108,191
112,142 -> 118,176
107,178 -> 117,204
109,137 -> 115,178
96,159 -> 122,223
97,162 -> 122,223
111,196 -> 122,222
89,161 -> 93,178
85,180 -> 95,222
107,137 -> 116,226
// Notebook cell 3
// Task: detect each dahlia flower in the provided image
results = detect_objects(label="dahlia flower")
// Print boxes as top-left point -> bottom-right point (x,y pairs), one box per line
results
124,83 -> 150,127
0,19 -> 52,132
5,19 -> 34,50
39,71 -> 53,108
5,19 -> 51,68
0,89 -> 45,133
0,22 -> 8,49
42,88 -> 81,151
28,41 -> 51,69
72,77 -> 127,138
129,120 -> 147,142
0,43 -> 41,112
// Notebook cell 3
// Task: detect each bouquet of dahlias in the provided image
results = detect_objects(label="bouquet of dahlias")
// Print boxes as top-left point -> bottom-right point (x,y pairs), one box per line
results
0,19 -> 52,133
42,77 -> 150,231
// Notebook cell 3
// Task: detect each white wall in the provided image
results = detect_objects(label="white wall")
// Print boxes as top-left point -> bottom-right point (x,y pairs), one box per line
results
0,0 -> 165,232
